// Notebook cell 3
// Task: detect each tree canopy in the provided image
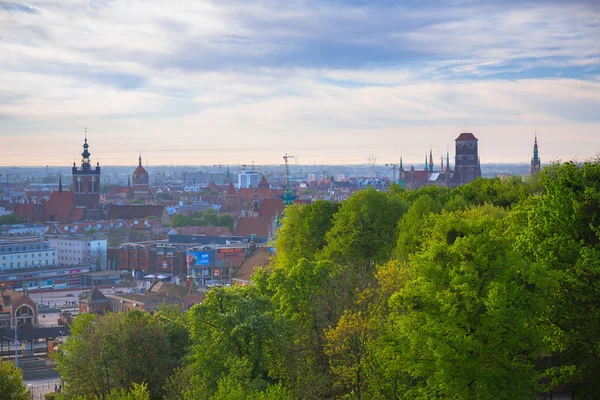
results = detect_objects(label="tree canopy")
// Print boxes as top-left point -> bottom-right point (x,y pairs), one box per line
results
54,160 -> 600,400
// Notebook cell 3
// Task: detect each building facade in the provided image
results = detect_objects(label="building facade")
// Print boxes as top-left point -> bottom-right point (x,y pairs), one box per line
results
238,171 -> 260,189
72,137 -> 101,219
454,132 -> 481,185
49,237 -> 107,270
0,241 -> 57,271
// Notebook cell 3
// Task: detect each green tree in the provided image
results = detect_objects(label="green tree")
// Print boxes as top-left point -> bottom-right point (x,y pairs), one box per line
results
186,285 -> 282,399
274,200 -> 339,270
515,160 -> 600,398
0,213 -> 25,225
0,359 -> 29,400
55,311 -> 180,400
388,206 -> 551,399
320,188 -> 408,276
217,214 -> 234,232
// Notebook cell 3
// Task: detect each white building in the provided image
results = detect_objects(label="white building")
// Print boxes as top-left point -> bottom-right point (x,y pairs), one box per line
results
0,241 -> 57,271
238,171 -> 260,188
49,237 -> 107,270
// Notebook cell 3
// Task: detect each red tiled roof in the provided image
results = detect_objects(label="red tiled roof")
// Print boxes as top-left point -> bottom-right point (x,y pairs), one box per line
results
43,191 -> 75,222
177,226 -> 232,236
237,188 -> 279,201
69,208 -> 85,222
258,176 -> 269,188
410,171 -> 430,181
233,217 -> 271,238
107,205 -> 165,219
233,248 -> 272,282
259,198 -> 284,220
225,183 -> 237,197
108,187 -> 133,195
455,132 -> 478,141
133,165 -> 148,176
15,203 -> 37,220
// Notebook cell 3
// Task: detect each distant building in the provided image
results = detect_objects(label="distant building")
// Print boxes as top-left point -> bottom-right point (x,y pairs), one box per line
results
72,136 -> 102,220
238,170 -> 260,188
15,136 -> 104,222
0,287 -> 38,328
454,132 -> 481,185
132,153 -> 153,200
49,237 -> 107,270
0,240 -> 57,271
531,134 -> 541,176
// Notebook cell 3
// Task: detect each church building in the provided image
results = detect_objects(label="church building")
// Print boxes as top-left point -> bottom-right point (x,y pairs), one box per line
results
132,153 -> 152,200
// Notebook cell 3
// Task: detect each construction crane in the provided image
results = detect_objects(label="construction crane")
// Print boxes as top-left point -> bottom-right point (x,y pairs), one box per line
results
213,164 -> 224,174
281,153 -> 298,206
0,172 -> 12,196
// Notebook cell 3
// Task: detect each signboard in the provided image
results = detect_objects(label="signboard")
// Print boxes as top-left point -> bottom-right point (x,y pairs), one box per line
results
186,251 -> 210,267
214,268 -> 220,276
218,247 -> 245,254
162,261 -> 168,268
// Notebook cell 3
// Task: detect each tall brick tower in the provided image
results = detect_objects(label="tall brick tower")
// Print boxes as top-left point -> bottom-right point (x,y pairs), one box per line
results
454,132 -> 481,185
530,134 -> 541,176
72,134 -> 101,219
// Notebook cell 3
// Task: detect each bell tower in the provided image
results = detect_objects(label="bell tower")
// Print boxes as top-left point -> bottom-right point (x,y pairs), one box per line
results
454,132 -> 481,185
72,131 -> 101,218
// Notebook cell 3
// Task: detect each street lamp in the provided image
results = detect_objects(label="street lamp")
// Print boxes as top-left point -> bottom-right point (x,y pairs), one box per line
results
38,261 -> 43,308
9,305 -> 18,367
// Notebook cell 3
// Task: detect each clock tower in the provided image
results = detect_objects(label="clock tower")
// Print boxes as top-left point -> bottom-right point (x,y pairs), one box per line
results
72,135 -> 102,219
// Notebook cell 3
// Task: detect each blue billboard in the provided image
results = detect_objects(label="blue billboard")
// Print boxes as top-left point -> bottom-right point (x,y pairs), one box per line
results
186,251 -> 210,267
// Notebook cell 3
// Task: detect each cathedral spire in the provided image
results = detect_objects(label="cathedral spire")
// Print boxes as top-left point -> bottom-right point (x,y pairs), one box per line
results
399,156 -> 404,172
531,133 -> 541,176
139,151 -> 142,167
429,148 -> 434,172
58,173 -> 62,192
446,150 -> 450,172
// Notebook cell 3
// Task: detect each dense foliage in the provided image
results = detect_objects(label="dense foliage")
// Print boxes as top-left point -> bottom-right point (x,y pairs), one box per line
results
170,209 -> 234,232
0,359 -> 29,400
56,160 -> 600,399
0,213 -> 25,225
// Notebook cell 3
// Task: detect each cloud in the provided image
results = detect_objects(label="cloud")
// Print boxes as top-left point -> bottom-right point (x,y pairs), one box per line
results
0,0 -> 599,166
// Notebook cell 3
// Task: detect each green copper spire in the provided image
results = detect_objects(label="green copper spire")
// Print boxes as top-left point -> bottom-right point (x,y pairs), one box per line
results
424,153 -> 428,170
399,156 -> 403,171
446,150 -> 450,171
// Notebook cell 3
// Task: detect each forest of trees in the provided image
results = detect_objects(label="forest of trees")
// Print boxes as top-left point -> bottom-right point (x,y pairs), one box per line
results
49,160 -> 599,400
170,208 -> 234,232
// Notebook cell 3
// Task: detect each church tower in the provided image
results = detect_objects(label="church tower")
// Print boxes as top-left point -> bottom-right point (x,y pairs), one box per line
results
454,133 -> 481,185
72,134 -> 101,218
132,152 -> 151,199
530,134 -> 541,176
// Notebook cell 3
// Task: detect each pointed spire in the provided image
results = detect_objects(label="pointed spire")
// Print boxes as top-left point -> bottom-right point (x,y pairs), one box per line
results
446,150 -> 450,172
253,187 -> 259,216
425,152 -> 428,171
429,148 -> 434,172
58,173 -> 62,192
275,212 -> 280,228
399,156 -> 404,172
139,151 -> 142,167
128,176 -> 131,187
441,156 -> 444,172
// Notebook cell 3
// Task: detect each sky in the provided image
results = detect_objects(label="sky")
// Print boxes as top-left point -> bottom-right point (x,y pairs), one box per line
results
0,0 -> 599,167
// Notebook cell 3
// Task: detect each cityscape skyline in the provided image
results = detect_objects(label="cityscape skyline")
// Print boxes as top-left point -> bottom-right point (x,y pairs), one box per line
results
1,0 -> 599,166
